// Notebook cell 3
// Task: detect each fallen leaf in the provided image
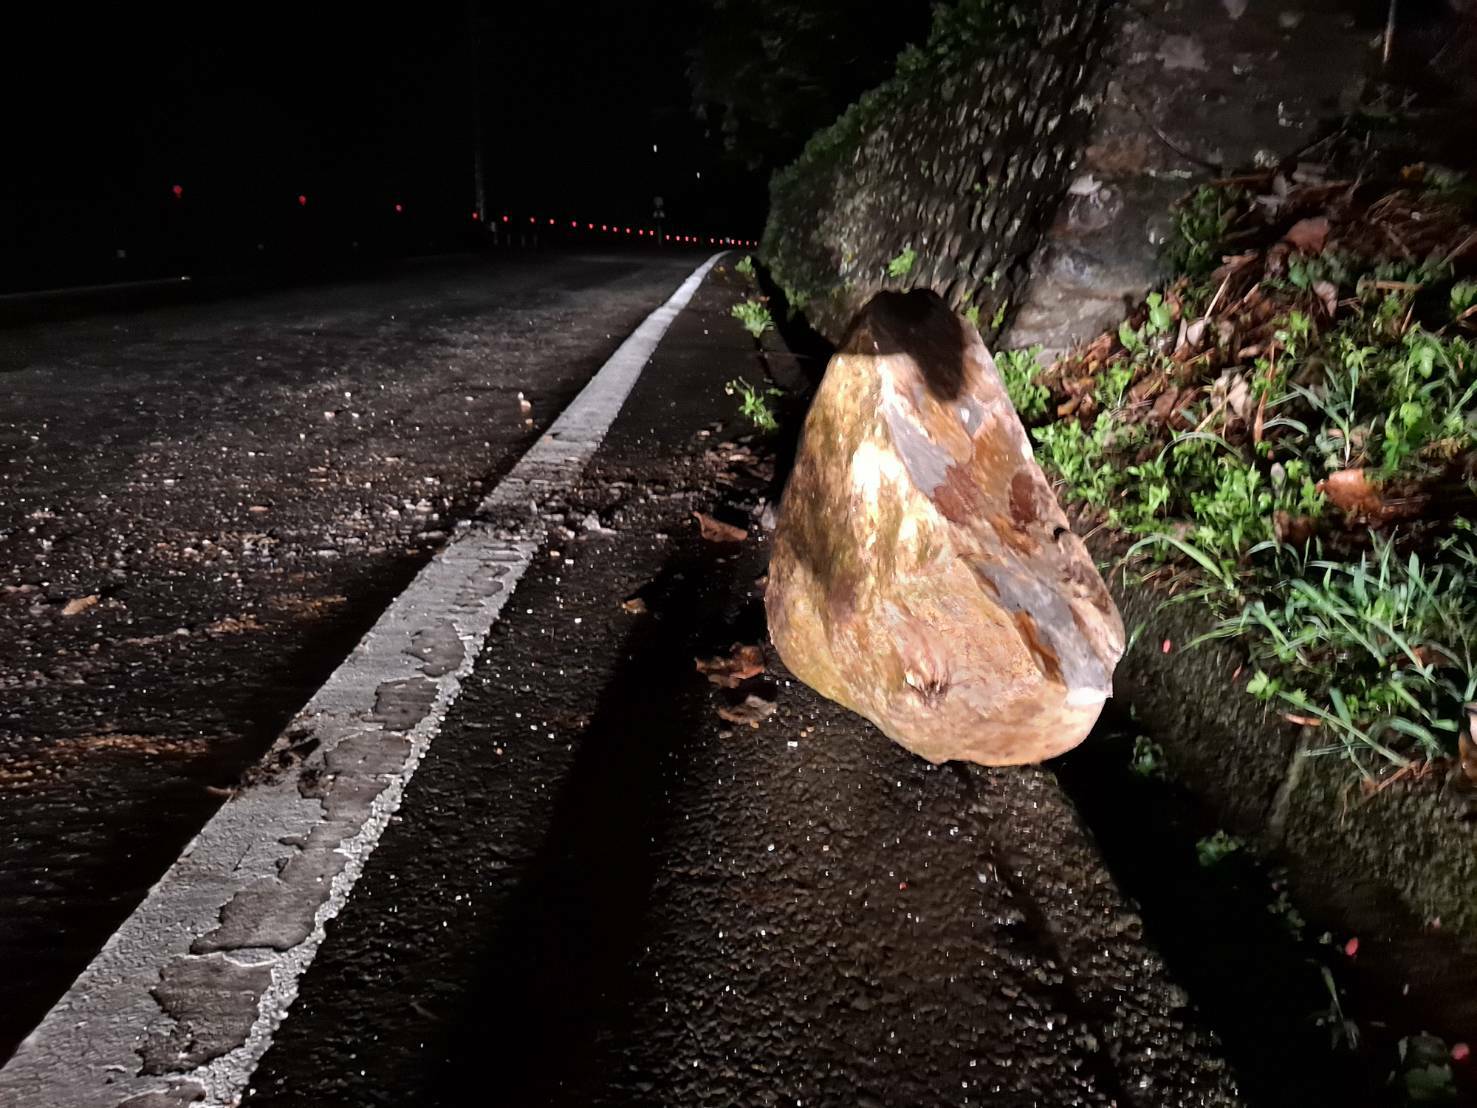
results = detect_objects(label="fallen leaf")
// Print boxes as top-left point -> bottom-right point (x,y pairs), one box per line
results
718,694 -> 776,729
1458,723 -> 1477,785
621,596 -> 648,615
1226,375 -> 1252,421
1319,468 -> 1384,515
61,595 -> 99,617
696,643 -> 765,688
694,512 -> 747,543
1274,511 -> 1317,545
1283,216 -> 1330,255
1344,936 -> 1359,958
1313,279 -> 1339,317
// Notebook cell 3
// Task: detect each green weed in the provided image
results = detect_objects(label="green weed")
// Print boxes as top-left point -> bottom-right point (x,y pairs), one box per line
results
1032,184 -> 1477,774
887,246 -> 917,280
724,377 -> 784,433
1397,1033 -> 1459,1103
1164,185 -> 1241,277
1196,830 -> 1246,867
996,347 -> 1050,422
731,299 -> 775,338
1129,735 -> 1167,778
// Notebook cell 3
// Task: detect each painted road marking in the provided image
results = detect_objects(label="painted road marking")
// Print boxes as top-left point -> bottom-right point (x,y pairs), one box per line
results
0,253 -> 725,1108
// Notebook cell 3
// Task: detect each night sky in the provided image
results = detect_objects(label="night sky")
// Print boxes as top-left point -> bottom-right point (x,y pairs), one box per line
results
3,1 -> 762,288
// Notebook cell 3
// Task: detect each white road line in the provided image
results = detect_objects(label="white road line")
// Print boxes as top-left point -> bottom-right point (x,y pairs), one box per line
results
0,252 -> 725,1108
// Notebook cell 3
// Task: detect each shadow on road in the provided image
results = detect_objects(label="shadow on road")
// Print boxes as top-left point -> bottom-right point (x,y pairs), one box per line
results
425,545 -> 735,1105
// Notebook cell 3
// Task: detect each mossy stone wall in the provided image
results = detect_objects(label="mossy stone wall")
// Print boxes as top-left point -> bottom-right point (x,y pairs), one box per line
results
760,1 -> 1111,342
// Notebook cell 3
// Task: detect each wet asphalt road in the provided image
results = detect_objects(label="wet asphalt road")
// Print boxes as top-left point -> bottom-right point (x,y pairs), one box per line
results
0,248 -> 706,1060
240,272 -> 1238,1106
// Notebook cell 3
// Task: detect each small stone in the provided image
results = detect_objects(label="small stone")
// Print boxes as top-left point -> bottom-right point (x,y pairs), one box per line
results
766,291 -> 1124,766
61,595 -> 99,617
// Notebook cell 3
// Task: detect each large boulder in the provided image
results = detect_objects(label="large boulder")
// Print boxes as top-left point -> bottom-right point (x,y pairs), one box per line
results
765,290 -> 1124,765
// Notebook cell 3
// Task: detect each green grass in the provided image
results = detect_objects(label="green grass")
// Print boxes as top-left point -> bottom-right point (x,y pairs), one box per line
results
995,346 -> 1049,421
725,377 -> 784,433
1032,177 -> 1477,776
731,299 -> 775,339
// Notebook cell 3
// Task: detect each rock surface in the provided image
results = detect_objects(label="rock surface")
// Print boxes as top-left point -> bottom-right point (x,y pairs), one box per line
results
766,291 -> 1124,765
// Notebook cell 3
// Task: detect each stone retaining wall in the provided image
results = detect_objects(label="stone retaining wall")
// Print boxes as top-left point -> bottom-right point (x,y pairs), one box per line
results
760,0 -> 1111,343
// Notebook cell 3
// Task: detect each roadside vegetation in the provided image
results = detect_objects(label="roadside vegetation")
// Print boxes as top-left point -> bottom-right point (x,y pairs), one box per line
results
731,298 -> 775,338
725,376 -> 783,433
1008,166 -> 1477,779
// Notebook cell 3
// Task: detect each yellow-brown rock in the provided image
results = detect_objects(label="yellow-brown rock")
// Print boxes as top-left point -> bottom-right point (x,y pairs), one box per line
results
765,290 -> 1124,765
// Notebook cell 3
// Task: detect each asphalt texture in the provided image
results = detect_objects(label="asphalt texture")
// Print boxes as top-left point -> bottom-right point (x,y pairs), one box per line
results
240,269 -> 1239,1106
0,248 -> 706,1061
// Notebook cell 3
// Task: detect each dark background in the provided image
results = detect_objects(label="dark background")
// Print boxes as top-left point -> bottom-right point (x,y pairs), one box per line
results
0,1 -> 766,292
0,0 -> 938,294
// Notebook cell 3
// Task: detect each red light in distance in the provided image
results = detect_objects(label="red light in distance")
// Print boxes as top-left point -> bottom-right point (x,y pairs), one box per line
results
394,203 -> 403,213
298,194 -> 308,206
171,184 -> 183,199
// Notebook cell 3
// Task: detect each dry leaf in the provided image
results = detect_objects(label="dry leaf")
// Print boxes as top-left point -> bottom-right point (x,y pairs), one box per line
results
1226,375 -> 1252,422
1313,279 -> 1339,317
696,643 -> 765,688
693,512 -> 747,543
1460,706 -> 1477,784
1283,216 -> 1330,255
1319,468 -> 1383,515
1274,510 -> 1317,545
61,595 -> 99,617
718,694 -> 776,729
621,596 -> 648,614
